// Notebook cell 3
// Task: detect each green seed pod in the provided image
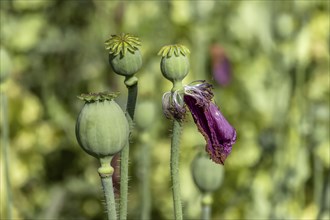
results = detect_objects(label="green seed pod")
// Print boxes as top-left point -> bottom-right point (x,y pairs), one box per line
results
109,50 -> 142,77
135,100 -> 157,130
75,92 -> 129,158
0,47 -> 12,83
105,33 -> 142,77
158,44 -> 190,84
191,152 -> 224,193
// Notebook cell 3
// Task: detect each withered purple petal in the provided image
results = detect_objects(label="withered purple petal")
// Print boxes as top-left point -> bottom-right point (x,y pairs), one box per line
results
161,91 -> 186,121
184,94 -> 236,164
184,81 -> 214,106
162,92 -> 172,119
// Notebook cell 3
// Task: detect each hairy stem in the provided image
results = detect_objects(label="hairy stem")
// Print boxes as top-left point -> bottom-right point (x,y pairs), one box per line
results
98,157 -> 116,220
119,141 -> 129,220
1,92 -> 12,219
171,120 -> 183,220
120,77 -> 138,220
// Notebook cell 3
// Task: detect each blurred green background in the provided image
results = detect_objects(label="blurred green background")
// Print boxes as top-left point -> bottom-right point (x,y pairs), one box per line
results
0,0 -> 329,219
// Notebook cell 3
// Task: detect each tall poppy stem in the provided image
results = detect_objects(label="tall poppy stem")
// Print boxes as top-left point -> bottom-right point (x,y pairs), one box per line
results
170,120 -> 183,220
98,157 -> 117,220
120,77 -> 138,220
140,140 -> 151,220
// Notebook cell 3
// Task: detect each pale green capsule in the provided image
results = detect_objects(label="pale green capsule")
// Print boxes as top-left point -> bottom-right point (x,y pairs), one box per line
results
109,50 -> 142,77
158,44 -> 190,84
191,152 -> 224,193
75,98 -> 129,158
160,55 -> 189,83
105,33 -> 142,77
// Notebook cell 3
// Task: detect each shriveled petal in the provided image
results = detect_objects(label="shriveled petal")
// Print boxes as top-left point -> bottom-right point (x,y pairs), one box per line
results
184,81 -> 214,106
162,91 -> 186,121
162,92 -> 172,119
184,95 -> 236,164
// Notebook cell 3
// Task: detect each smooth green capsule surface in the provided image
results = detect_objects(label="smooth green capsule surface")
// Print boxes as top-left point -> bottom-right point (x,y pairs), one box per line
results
160,55 -> 189,83
109,50 -> 142,77
191,153 -> 224,193
76,100 -> 129,158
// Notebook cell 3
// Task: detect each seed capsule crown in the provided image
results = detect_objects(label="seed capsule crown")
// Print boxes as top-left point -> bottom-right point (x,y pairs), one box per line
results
105,33 -> 142,77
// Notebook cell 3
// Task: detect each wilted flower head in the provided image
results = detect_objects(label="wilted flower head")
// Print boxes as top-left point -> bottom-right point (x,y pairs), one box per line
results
162,90 -> 186,121
162,80 -> 236,164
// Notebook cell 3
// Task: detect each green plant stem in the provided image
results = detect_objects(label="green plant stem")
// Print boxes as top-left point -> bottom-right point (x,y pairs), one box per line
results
99,157 -> 117,220
119,141 -> 129,220
125,78 -> 138,118
170,120 -> 183,220
101,177 -> 117,220
140,135 -> 151,220
317,173 -> 329,219
201,204 -> 211,220
1,92 -> 12,219
120,77 -> 138,220
201,193 -> 213,220
313,153 -> 323,208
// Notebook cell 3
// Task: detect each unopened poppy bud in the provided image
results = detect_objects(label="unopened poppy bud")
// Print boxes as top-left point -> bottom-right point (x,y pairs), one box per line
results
158,44 -> 190,86
75,92 -> 129,158
191,152 -> 224,193
105,33 -> 142,77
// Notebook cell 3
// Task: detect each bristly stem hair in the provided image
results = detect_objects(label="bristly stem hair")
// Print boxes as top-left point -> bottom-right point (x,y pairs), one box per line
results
98,157 -> 117,220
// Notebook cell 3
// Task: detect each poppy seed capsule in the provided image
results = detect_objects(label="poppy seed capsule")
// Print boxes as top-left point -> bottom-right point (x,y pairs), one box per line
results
75,92 -> 129,158
191,152 -> 224,193
109,50 -> 142,77
158,44 -> 190,84
105,33 -> 142,77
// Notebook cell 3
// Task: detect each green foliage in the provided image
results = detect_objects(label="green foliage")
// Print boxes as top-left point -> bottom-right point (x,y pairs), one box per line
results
0,1 -> 329,220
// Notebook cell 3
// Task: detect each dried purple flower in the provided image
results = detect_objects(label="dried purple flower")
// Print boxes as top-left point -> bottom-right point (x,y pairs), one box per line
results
161,80 -> 236,164
184,81 -> 236,164
162,90 -> 186,121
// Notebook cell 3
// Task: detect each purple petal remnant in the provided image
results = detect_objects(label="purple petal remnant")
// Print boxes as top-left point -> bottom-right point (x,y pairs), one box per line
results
162,91 -> 186,121
162,80 -> 236,163
184,81 -> 236,164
